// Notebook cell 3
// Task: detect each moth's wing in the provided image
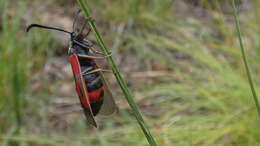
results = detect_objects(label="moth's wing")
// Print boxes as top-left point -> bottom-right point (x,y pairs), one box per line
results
82,109 -> 97,127
98,70 -> 117,116
69,54 -> 97,127
73,10 -> 91,37
78,76 -> 98,127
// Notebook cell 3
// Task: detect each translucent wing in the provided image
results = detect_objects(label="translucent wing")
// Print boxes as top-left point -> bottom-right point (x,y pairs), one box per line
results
98,72 -> 118,116
72,9 -> 91,38
95,64 -> 117,116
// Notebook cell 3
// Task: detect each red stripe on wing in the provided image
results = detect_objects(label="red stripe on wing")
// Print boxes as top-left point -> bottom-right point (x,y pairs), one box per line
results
69,54 -> 89,108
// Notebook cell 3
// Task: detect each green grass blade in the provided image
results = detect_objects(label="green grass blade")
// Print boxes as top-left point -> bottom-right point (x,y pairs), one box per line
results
231,0 -> 260,117
76,0 -> 158,145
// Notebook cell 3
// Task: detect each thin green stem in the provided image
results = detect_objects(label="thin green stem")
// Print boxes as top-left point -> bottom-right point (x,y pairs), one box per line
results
76,0 -> 158,145
231,0 -> 260,117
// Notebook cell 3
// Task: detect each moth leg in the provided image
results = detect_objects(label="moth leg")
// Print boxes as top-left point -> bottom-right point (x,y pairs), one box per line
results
82,68 -> 112,75
73,40 -> 112,56
86,16 -> 95,23
84,28 -> 91,37
89,47 -> 113,57
77,53 -> 112,59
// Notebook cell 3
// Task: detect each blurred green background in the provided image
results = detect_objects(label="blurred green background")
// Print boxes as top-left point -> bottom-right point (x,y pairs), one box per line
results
1,0 -> 260,145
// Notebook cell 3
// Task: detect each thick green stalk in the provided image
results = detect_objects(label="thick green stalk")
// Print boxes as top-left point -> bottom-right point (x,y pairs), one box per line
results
76,0 -> 158,145
231,0 -> 260,117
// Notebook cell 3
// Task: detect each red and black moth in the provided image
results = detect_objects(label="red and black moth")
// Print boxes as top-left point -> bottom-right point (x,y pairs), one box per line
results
26,10 -> 117,127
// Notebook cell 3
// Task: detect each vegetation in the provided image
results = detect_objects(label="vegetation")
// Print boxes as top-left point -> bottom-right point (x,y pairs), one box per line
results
231,0 -> 260,116
1,0 -> 260,145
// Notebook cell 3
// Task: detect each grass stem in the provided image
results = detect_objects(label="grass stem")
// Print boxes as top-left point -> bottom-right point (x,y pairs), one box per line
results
76,0 -> 158,145
231,0 -> 260,117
